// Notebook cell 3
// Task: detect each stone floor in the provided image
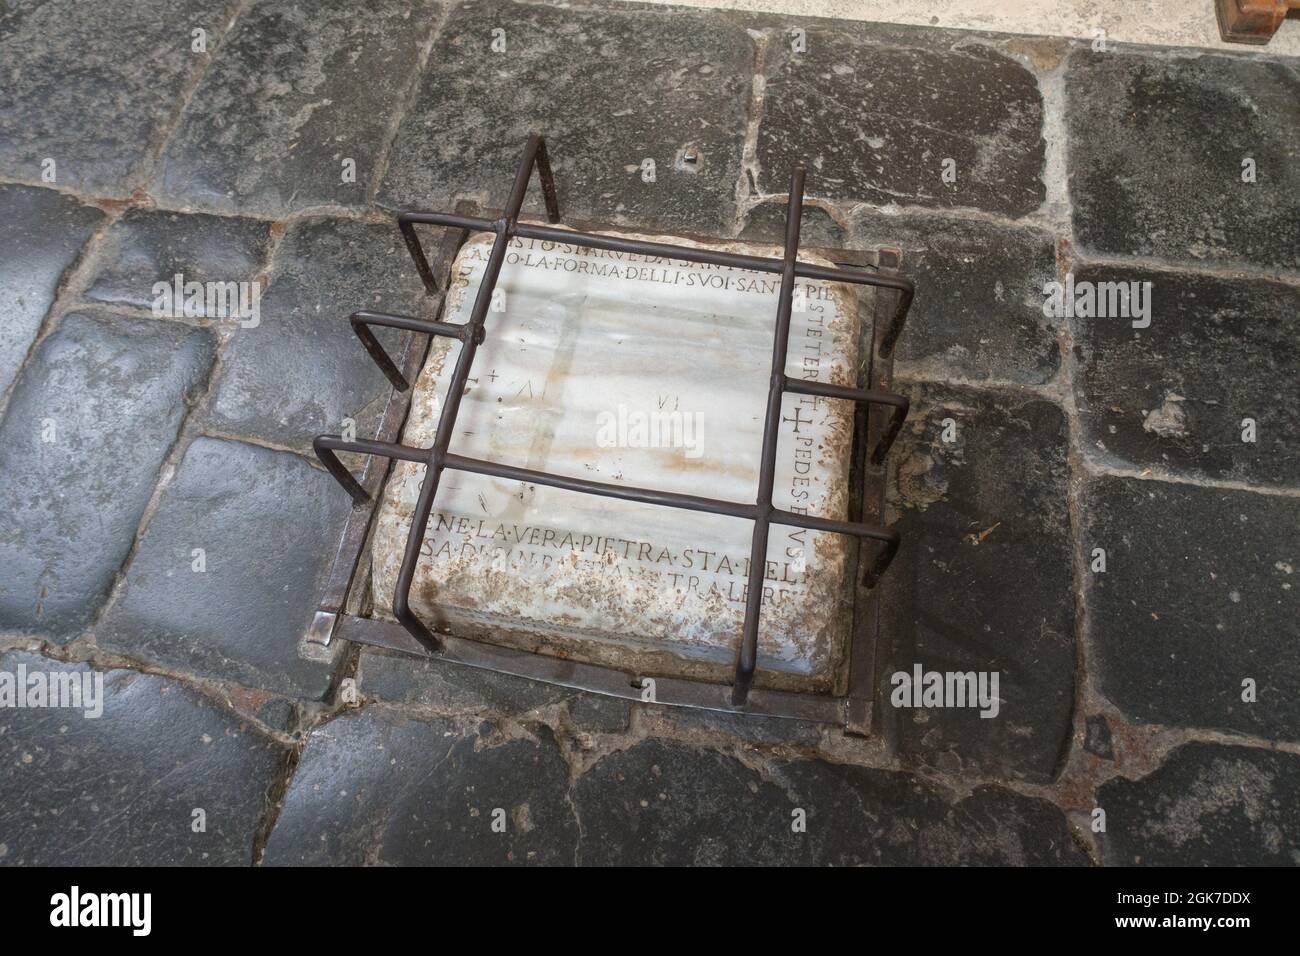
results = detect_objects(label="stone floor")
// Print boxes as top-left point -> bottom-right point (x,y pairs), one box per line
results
0,0 -> 1296,866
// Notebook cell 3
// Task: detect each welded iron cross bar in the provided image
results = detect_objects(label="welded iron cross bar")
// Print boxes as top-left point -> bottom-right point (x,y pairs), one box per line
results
314,134 -> 914,706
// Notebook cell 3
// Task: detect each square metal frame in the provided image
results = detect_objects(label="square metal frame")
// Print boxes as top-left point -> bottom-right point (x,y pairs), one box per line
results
307,135 -> 914,732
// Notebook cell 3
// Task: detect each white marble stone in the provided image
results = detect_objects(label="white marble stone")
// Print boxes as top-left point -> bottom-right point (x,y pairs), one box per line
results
369,229 -> 868,689
610,0 -> 1300,55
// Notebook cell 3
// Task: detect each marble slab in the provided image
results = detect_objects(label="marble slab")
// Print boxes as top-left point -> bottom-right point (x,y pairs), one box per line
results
369,229 -> 867,690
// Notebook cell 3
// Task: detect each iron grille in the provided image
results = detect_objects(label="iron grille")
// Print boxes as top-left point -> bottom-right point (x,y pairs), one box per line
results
313,134 -> 914,711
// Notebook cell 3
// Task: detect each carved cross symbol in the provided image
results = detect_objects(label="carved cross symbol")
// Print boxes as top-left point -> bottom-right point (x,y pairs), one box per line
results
783,406 -> 814,433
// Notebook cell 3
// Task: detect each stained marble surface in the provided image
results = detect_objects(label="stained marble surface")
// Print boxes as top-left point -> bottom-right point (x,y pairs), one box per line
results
370,230 -> 865,686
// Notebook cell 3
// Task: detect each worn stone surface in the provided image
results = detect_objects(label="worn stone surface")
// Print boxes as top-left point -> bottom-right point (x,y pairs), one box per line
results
253,696 -> 299,735
852,212 -> 1060,384
0,650 -> 286,865
574,739 -> 1086,865
738,198 -> 849,249
359,650 -> 632,732
567,694 -> 631,734
876,383 -> 1075,783
84,208 -> 272,311
203,216 -> 428,455
1085,477 -> 1298,739
1084,714 -> 1114,760
740,203 -> 1062,387
96,437 -> 351,700
0,186 -> 105,398
0,0 -> 239,197
0,312 -> 214,638
359,648 -> 569,714
1098,742 -> 1300,866
757,28 -> 1045,216
157,0 -> 442,216
370,232 -> 859,687
637,703 -> 824,748
263,708 -> 578,865
376,0 -> 752,235
574,739 -> 799,865
1067,51 -> 1300,272
1072,265 -> 1299,487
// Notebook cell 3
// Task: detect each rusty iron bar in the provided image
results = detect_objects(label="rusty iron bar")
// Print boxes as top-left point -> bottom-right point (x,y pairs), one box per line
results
734,168 -> 802,704
315,134 -> 912,706
391,132 -> 559,651
315,435 -> 899,552
784,377 -> 908,464
399,212 -> 915,359
348,309 -> 477,391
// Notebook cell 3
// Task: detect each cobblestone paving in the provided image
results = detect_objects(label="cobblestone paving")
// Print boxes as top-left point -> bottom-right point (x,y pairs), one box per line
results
1,0 -> 1296,866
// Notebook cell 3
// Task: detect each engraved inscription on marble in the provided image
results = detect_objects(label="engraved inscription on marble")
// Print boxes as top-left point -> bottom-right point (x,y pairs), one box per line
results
369,229 -> 866,689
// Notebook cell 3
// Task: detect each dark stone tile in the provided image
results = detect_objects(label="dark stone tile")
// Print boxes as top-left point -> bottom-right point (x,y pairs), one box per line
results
742,204 -> 1060,386
376,0 -> 753,235
203,217 -> 428,454
1067,51 -> 1300,272
0,186 -> 105,397
0,312 -> 214,638
84,209 -> 272,311
738,198 -> 848,248
97,437 -> 351,700
851,212 -> 1060,384
573,739 -> 1086,865
575,740 -> 796,865
567,695 -> 631,734
0,650 -> 287,865
757,31 -> 1045,216
1098,742 -> 1300,866
254,696 -> 298,735
877,384 -> 1075,783
1085,477 -> 1298,739
358,648 -> 571,714
1072,265 -> 1299,487
158,0 -> 441,216
263,708 -> 577,865
357,648 -> 631,733
0,0 -> 239,197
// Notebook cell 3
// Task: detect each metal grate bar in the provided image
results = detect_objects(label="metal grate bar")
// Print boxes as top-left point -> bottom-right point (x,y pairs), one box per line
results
389,133 -> 560,652
349,309 -> 476,391
399,214 -> 914,358
315,134 -> 914,706
783,376 -> 909,464
315,436 -> 899,556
